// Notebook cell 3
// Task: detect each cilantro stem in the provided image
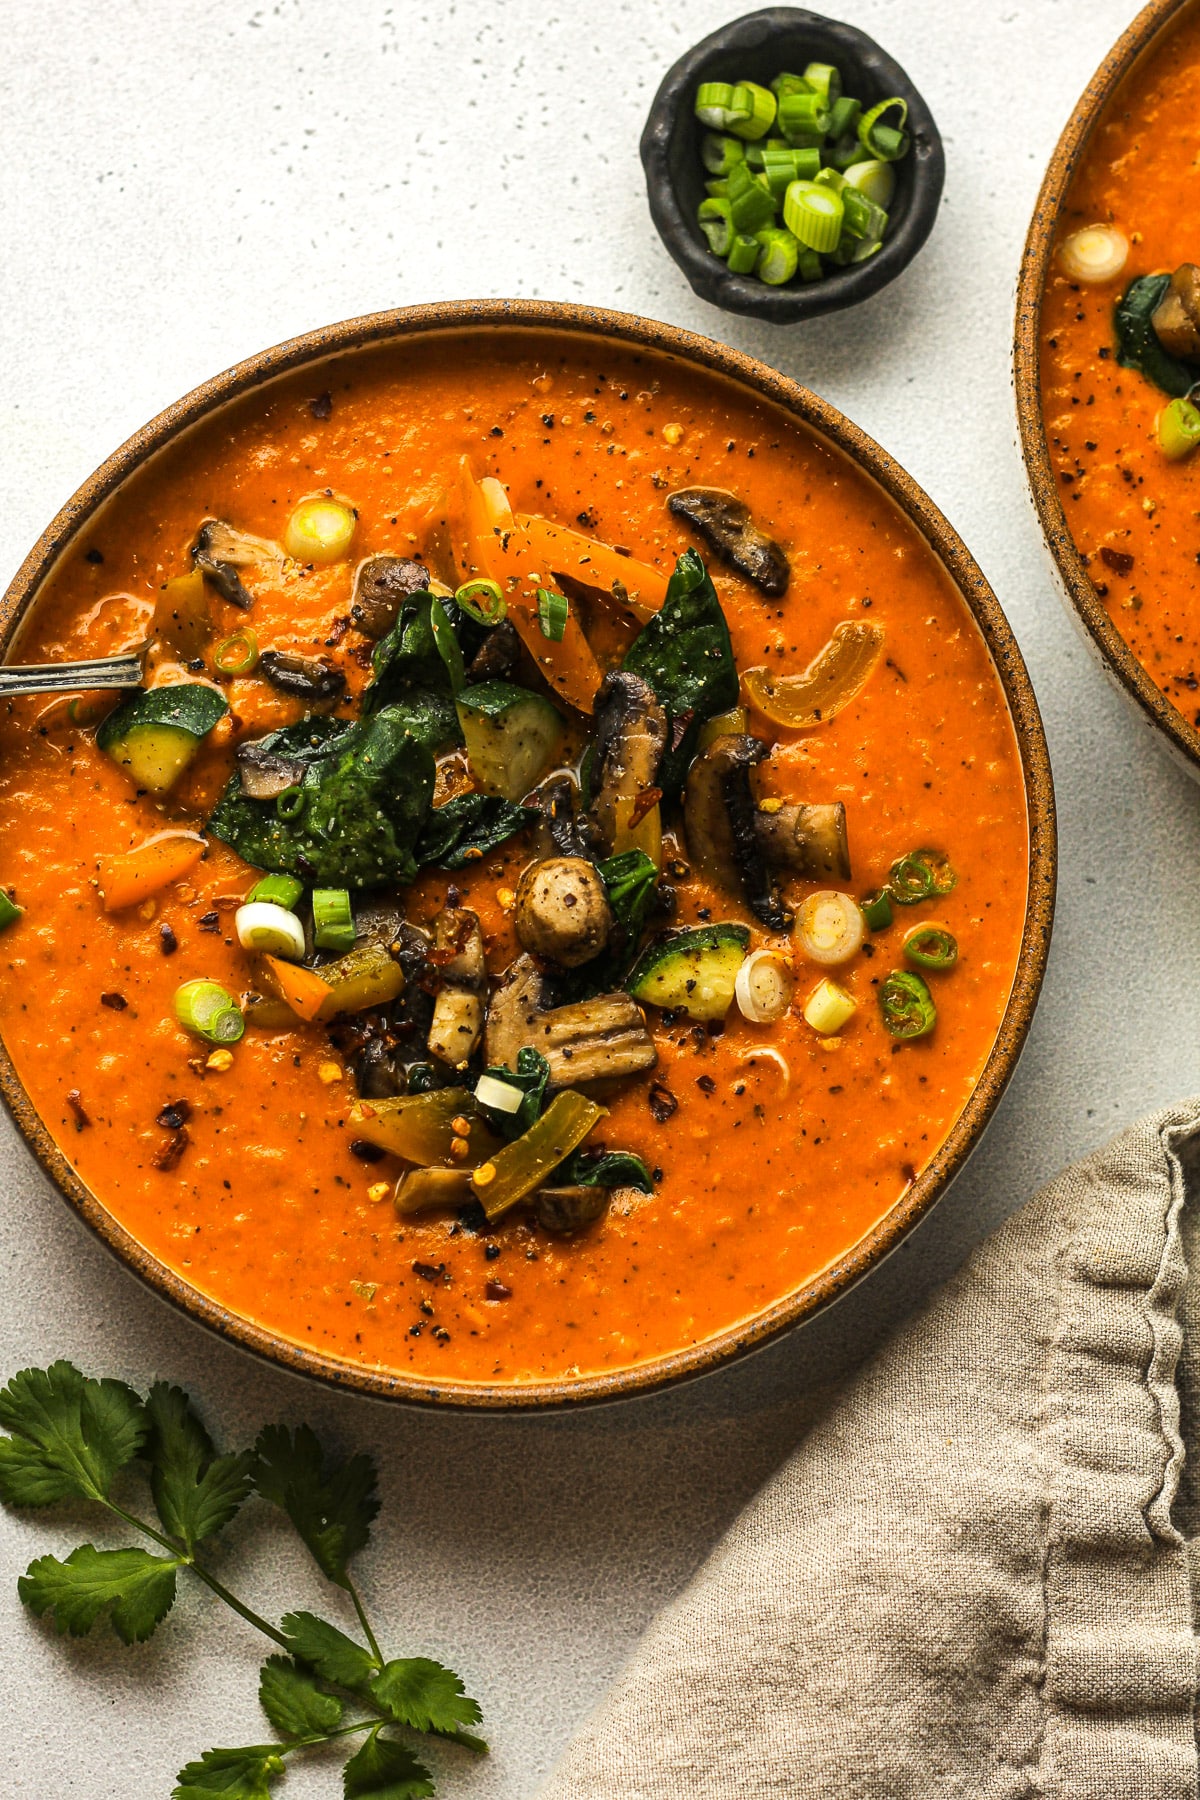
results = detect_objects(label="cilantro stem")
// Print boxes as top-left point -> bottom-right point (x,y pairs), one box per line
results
103,1499 -> 290,1650
345,1576 -> 385,1667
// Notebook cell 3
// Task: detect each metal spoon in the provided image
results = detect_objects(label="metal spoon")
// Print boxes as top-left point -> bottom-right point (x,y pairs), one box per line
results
0,649 -> 146,697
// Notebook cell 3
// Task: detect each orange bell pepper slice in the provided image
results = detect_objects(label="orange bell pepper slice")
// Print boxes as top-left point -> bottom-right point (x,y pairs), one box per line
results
260,954 -> 333,1023
516,514 -> 668,622
98,832 -> 206,912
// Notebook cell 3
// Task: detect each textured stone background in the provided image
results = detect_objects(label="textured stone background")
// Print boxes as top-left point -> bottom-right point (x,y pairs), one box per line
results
0,1 -> 1185,1793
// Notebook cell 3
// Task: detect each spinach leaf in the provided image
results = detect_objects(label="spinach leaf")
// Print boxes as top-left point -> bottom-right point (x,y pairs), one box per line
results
561,1148 -> 655,1193
621,548 -> 737,796
597,850 -> 658,944
414,793 -> 537,870
361,591 -> 465,742
207,707 -> 435,888
1115,275 -> 1196,397
475,1047 -> 550,1139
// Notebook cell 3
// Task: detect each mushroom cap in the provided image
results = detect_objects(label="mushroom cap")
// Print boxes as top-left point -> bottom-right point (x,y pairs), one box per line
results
514,856 -> 614,968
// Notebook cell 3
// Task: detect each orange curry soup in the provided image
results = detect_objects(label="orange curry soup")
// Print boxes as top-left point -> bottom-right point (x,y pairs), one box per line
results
1040,2 -> 1200,716
0,330 -> 1028,1387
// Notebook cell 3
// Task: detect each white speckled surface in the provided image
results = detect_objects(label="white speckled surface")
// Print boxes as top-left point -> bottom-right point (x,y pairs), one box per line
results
0,0 -> 1190,1792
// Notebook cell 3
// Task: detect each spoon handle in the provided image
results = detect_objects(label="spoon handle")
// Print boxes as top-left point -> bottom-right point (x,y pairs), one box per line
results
0,651 -> 146,697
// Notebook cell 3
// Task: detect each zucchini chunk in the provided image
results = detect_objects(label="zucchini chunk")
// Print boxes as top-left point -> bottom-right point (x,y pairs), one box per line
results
627,922 -> 750,1021
97,684 -> 228,794
456,681 -> 565,803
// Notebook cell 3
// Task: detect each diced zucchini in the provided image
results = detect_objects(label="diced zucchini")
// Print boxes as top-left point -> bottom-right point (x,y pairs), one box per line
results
456,681 -> 564,802
627,922 -> 750,1021
97,684 -> 228,794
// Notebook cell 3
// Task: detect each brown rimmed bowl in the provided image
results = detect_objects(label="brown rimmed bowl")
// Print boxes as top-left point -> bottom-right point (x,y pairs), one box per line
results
1014,0 -> 1200,776
0,299 -> 1056,1409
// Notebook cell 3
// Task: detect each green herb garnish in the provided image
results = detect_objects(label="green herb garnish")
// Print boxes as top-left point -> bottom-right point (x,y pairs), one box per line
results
0,1361 -> 484,1796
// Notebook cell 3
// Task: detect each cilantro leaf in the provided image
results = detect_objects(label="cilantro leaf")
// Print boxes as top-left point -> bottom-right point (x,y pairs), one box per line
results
280,1610 -> 377,1689
144,1384 -> 253,1553
252,1425 -> 379,1588
343,1729 -> 434,1800
19,1543 -> 179,1643
259,1655 -> 344,1739
173,1744 -> 287,1799
370,1657 -> 486,1750
0,1360 -> 146,1506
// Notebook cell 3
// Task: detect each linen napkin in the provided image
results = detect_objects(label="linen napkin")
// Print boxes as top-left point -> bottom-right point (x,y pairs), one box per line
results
540,1100 -> 1200,1799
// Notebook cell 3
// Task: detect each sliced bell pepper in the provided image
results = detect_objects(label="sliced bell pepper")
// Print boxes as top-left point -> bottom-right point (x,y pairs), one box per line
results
516,514 -> 668,622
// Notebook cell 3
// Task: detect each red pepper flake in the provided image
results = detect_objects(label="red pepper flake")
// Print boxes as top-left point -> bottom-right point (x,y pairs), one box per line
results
485,1279 -> 513,1302
159,923 -> 178,955
324,614 -> 351,648
156,1099 -> 191,1130
65,1091 -> 90,1132
629,785 -> 663,829
1099,545 -> 1134,576
412,1260 -> 449,1285
100,991 -> 128,1011
152,1127 -> 189,1171
648,1082 -> 678,1123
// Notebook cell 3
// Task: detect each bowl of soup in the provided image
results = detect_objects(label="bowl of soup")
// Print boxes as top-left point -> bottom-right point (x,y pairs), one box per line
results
1016,0 -> 1200,772
0,300 -> 1055,1407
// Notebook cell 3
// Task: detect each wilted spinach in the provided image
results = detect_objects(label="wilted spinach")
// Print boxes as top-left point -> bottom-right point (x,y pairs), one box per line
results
621,548 -> 737,796
1115,275 -> 1197,397
414,793 -> 537,870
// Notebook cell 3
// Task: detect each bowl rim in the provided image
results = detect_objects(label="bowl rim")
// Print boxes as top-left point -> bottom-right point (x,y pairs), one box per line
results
0,296 -> 1056,1410
639,3 -> 946,324
1014,0 -> 1200,774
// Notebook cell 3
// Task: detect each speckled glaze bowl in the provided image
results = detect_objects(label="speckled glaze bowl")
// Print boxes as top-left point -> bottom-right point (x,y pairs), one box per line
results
1015,0 -> 1200,776
640,7 -> 945,323
0,300 -> 1055,1408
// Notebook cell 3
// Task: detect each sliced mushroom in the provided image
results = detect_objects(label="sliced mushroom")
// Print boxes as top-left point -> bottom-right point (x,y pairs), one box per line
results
667,488 -> 790,596
191,519 -> 284,610
1152,264 -> 1200,361
485,954 -> 656,1087
427,906 -> 485,1066
755,802 -> 850,882
350,555 -> 431,639
683,734 -> 789,930
258,649 -> 347,703
587,671 -> 667,855
531,772 -> 591,860
514,857 -> 613,967
534,1185 -> 609,1235
236,739 -> 308,800
467,617 -> 521,682
350,1034 -> 407,1099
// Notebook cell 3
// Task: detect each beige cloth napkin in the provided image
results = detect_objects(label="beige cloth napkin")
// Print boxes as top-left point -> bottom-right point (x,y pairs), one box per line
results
540,1102 -> 1200,1799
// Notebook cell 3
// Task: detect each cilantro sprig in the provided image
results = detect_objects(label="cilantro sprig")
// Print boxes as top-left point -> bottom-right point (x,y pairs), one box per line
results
0,1361 -> 484,1797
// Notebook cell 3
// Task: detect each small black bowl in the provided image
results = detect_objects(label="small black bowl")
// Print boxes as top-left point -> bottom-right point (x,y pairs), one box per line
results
640,6 -> 945,324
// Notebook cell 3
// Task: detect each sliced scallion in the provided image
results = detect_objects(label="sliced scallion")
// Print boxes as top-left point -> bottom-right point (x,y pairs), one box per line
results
705,177 -> 731,199
783,179 -> 844,254
213,628 -> 259,676
727,231 -> 760,275
777,90 -> 831,142
695,81 -> 749,131
235,901 -> 306,961
0,890 -> 22,932
276,785 -> 306,821
889,849 -> 957,905
843,157 -> 896,209
536,588 -> 569,642
474,1073 -> 526,1115
861,888 -> 893,931
904,924 -> 958,971
249,873 -> 304,911
727,80 -> 776,141
701,131 -> 747,175
174,979 -> 244,1045
879,969 -> 936,1039
858,96 -> 909,162
802,61 -> 841,106
842,188 -> 889,243
761,146 -> 819,196
1158,397 -> 1200,461
698,197 -> 735,256
756,227 -> 800,286
770,71 -> 811,99
827,95 -> 862,140
312,887 -> 356,953
454,578 -> 506,625
727,162 -> 777,233
803,976 -> 856,1035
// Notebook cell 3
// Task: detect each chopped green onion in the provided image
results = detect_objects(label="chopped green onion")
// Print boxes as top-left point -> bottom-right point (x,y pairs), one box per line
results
249,873 -> 304,911
761,146 -> 820,196
474,1072 -> 526,1115
825,135 -> 873,173
827,95 -> 862,139
727,80 -> 776,141
235,901 -> 306,961
454,578 -> 506,625
213,628 -> 259,676
705,177 -> 731,198
1158,397 -> 1200,461
777,90 -> 831,142
861,888 -> 893,931
743,139 -> 767,169
797,247 -> 824,282
904,925 -> 958,971
879,969 -> 936,1039
276,785 -> 306,821
842,188 -> 889,243
828,230 -> 884,267
727,231 -> 760,274
813,165 -> 846,193
429,595 -> 466,694
755,227 -> 800,286
803,976 -> 856,1035
858,96 -> 909,162
843,157 -> 896,209
698,197 -> 735,256
312,887 -> 356,953
783,179 -> 844,254
174,979 -> 244,1045
727,162 -> 777,232
889,849 -> 957,905
0,890 -> 22,932
536,588 -> 569,642
802,61 -> 842,106
695,81 -> 749,131
770,71 -> 811,99
701,131 -> 746,175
